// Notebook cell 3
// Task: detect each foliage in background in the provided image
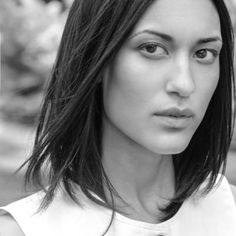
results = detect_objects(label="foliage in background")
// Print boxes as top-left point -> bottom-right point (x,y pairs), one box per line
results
0,0 -> 69,124
0,0 -> 236,125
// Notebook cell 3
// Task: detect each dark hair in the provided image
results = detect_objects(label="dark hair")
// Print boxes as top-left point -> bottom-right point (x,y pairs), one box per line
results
22,0 -> 235,232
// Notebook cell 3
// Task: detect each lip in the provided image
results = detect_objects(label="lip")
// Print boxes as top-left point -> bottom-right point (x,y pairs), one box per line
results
154,107 -> 194,118
154,107 -> 194,128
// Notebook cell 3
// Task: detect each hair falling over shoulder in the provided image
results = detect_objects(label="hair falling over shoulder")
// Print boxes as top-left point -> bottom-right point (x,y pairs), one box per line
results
19,0 -> 235,232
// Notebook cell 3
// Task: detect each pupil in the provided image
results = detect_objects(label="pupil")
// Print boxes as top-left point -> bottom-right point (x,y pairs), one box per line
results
197,50 -> 207,58
146,45 -> 156,53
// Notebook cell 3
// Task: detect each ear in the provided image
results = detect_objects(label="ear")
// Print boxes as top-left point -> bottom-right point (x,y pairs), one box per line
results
230,184 -> 236,203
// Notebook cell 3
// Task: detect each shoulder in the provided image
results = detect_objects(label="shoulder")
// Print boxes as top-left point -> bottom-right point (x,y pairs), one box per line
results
0,213 -> 24,236
0,191 -> 45,236
218,174 -> 236,204
0,187 -> 111,235
230,184 -> 236,203
194,174 -> 236,209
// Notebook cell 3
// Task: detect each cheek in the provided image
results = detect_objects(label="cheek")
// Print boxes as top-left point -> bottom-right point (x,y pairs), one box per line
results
102,52 -> 164,145
102,56 -> 157,120
196,66 -> 219,118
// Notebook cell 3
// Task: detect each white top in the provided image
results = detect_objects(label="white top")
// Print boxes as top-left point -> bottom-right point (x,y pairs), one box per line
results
1,175 -> 236,236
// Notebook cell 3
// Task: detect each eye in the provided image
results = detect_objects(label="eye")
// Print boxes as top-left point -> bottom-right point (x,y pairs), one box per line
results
138,42 -> 168,58
194,49 -> 218,64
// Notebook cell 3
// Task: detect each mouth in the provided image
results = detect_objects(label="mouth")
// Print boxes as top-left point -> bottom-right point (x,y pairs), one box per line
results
154,107 -> 194,128
154,107 -> 194,118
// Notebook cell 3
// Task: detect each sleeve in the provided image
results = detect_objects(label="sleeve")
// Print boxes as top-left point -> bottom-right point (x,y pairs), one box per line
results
202,175 -> 236,235
0,191 -> 45,236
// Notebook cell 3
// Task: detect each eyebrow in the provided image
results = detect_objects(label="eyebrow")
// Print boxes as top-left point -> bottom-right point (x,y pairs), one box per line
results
130,30 -> 222,44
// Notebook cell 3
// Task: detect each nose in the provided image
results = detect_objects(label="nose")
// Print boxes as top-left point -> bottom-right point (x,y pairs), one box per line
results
166,54 -> 195,98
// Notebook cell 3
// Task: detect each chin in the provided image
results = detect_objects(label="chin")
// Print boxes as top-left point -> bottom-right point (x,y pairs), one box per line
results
147,137 -> 192,155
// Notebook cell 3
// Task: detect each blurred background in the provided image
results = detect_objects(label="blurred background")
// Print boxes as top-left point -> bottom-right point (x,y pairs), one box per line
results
0,0 -> 236,207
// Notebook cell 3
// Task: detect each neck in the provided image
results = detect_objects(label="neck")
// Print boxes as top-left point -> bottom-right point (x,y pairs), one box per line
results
102,117 -> 175,222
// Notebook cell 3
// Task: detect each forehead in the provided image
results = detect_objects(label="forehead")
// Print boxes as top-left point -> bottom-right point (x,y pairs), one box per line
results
132,0 -> 221,42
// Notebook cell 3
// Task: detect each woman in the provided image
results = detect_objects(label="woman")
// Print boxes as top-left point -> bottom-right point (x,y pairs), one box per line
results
0,0 -> 236,235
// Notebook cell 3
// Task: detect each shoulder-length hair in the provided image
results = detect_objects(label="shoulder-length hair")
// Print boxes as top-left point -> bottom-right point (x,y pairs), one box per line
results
23,0 -> 235,229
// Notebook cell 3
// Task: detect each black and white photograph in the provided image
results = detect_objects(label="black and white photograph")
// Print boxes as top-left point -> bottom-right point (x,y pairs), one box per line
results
0,0 -> 236,235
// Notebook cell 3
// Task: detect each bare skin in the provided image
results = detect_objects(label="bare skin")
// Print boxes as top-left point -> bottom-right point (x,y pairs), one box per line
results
102,115 -> 175,223
0,0 -> 233,234
102,0 -> 222,223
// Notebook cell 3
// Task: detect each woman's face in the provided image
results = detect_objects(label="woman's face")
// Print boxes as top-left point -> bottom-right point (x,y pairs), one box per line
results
102,0 -> 222,154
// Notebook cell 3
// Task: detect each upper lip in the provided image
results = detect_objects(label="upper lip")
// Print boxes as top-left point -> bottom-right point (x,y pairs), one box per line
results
154,108 -> 194,118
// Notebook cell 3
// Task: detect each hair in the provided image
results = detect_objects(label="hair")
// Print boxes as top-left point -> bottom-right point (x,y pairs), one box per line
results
21,0 -> 235,233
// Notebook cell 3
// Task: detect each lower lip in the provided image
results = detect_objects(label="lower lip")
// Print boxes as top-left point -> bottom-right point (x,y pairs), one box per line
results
155,115 -> 193,128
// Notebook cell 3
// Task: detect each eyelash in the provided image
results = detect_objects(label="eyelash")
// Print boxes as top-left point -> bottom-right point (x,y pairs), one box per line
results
138,42 -> 219,63
194,49 -> 219,60
138,42 -> 168,56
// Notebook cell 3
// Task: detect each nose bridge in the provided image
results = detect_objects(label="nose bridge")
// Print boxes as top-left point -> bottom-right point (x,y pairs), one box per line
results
167,52 -> 195,97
